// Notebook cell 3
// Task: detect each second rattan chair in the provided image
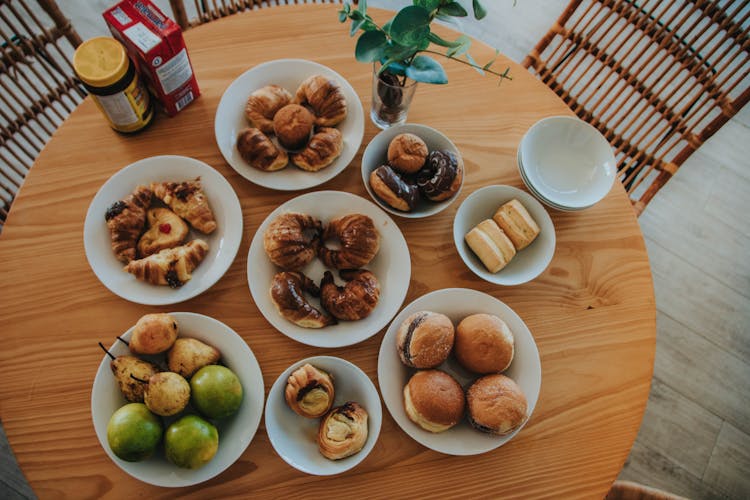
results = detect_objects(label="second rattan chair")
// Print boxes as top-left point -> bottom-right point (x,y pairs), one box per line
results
523,0 -> 750,214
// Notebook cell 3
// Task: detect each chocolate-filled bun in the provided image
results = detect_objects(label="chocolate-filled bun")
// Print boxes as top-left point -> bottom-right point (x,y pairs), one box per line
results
466,374 -> 527,435
369,165 -> 419,212
396,311 -> 454,369
416,150 -> 463,201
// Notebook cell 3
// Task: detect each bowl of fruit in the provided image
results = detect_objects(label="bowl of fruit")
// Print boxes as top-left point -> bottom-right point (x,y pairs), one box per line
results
91,312 -> 264,487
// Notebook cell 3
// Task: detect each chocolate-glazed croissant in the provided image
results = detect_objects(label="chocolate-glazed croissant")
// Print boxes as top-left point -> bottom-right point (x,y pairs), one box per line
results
320,270 -> 380,321
245,84 -> 292,134
269,271 -> 337,328
284,364 -> 335,418
263,212 -> 322,270
237,127 -> 288,172
291,127 -> 343,172
318,402 -> 369,460
105,185 -> 152,263
318,214 -> 379,270
293,75 -> 347,127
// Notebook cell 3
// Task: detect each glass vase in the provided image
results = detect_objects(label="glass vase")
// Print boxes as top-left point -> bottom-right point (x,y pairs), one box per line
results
370,63 -> 418,129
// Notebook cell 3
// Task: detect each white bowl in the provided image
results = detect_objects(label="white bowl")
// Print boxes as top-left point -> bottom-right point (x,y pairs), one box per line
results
453,185 -> 555,285
247,190 -> 411,348
214,59 -> 365,191
265,356 -> 383,475
83,156 -> 243,305
91,312 -> 265,487
377,288 -> 541,455
519,116 -> 616,209
517,149 -> 591,212
361,123 -> 464,218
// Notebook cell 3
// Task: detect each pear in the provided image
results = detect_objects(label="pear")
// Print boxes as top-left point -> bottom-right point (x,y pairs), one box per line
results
107,353 -> 160,403
130,313 -> 179,355
167,338 -> 220,378
144,372 -> 191,417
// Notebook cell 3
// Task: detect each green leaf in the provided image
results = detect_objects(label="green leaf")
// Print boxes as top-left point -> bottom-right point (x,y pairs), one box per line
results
380,59 -> 407,76
472,0 -> 487,20
357,0 -> 367,17
360,19 -> 379,31
355,30 -> 387,62
414,0 -> 441,11
427,32 -> 463,48
482,49 -> 500,70
382,20 -> 393,35
390,6 -> 431,46
446,35 -> 470,57
438,2 -> 468,17
405,55 -> 448,84
384,40 -> 418,62
350,17 -> 365,36
465,52 -> 484,75
349,10 -> 364,21
338,9 -> 348,23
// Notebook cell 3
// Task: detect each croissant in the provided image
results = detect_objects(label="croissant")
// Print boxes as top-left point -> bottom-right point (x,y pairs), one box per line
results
151,178 -> 217,234
236,127 -> 289,172
137,207 -> 189,257
291,127 -> 343,172
320,270 -> 380,321
105,185 -> 152,263
263,212 -> 322,270
318,402 -> 369,460
245,84 -> 292,134
124,239 -> 209,288
319,214 -> 380,269
284,364 -> 335,418
293,75 -> 347,127
270,271 -> 337,328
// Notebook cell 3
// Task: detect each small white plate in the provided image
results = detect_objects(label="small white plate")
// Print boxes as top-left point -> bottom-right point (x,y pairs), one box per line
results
83,156 -> 243,305
361,123 -> 464,218
377,288 -> 541,456
247,191 -> 411,348
453,185 -> 556,285
91,312 -> 265,487
265,356 -> 382,475
214,59 -> 365,191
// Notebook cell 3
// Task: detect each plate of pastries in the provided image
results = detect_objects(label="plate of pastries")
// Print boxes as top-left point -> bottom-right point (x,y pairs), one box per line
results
214,58 -> 365,191
247,190 -> 411,348
264,356 -> 382,475
84,155 -> 243,305
377,288 -> 541,455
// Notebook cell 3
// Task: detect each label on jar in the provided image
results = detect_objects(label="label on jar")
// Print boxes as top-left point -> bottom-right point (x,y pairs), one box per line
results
91,76 -> 151,132
155,48 -> 192,95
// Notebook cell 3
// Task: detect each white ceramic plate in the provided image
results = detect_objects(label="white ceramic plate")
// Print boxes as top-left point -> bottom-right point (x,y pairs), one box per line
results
91,312 -> 265,487
265,356 -> 382,475
453,185 -> 556,285
83,155 -> 243,305
247,191 -> 411,348
377,288 -> 541,455
361,123 -> 464,218
214,59 -> 365,191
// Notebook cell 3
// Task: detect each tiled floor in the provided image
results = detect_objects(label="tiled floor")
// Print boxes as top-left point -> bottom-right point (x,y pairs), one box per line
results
1,1 -> 748,498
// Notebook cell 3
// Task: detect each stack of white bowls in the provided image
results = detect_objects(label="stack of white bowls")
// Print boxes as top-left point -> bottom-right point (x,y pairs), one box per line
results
518,116 -> 617,211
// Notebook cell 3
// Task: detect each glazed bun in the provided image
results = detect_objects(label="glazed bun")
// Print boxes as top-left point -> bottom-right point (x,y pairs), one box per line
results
387,133 -> 428,174
403,370 -> 464,433
396,311 -> 454,369
273,104 -> 314,151
466,374 -> 527,435
454,313 -> 514,373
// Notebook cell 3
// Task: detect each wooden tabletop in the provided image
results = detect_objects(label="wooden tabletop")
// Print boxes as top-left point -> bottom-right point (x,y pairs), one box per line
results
0,5 -> 655,498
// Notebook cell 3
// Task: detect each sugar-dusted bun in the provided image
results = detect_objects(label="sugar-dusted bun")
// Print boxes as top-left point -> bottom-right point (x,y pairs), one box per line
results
273,104 -> 314,151
396,311 -> 454,368
464,219 -> 516,273
369,165 -> 420,212
404,370 -> 464,433
466,374 -> 527,435
387,133 -> 428,174
492,199 -> 540,250
455,313 -> 514,373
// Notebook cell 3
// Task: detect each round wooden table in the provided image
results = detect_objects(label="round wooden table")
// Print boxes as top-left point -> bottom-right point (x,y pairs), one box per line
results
0,6 -> 655,498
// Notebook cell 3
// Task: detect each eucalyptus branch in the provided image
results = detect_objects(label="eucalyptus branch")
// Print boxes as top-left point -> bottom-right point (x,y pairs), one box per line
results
420,49 -> 512,81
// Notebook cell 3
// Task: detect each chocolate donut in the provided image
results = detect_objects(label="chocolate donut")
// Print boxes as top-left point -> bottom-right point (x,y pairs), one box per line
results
369,165 -> 420,211
416,150 -> 463,201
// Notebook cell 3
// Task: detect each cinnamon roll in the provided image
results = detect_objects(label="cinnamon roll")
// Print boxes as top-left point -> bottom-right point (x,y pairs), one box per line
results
318,402 -> 369,460
284,364 -> 335,418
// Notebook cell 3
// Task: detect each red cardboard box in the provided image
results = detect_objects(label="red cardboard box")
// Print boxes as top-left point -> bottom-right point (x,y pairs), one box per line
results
103,0 -> 200,116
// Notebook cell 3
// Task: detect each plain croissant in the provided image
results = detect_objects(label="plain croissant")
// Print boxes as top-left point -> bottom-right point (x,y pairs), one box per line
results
293,75 -> 347,127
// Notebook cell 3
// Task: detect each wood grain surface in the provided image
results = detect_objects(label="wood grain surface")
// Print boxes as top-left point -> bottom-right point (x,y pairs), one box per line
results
0,6 -> 655,499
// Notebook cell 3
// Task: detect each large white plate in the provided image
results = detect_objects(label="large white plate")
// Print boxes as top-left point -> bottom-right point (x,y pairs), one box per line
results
265,356 -> 382,475
247,191 -> 411,348
377,288 -> 541,455
83,155 -> 243,305
214,59 -> 365,191
91,312 -> 265,487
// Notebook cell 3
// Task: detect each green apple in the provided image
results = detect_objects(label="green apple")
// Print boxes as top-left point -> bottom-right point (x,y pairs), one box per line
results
106,403 -> 162,462
164,415 -> 219,469
190,365 -> 243,419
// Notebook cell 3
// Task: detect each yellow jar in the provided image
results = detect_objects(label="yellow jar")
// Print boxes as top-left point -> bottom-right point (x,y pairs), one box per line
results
73,37 -> 153,133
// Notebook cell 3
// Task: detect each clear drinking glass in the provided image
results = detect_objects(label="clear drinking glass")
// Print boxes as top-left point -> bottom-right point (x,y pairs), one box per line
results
370,63 -> 418,129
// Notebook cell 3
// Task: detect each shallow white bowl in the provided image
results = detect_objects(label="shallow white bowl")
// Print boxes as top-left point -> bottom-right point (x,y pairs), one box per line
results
517,149 -> 591,212
214,59 -> 364,191
453,185 -> 555,285
519,116 -> 616,209
265,356 -> 382,475
377,288 -> 541,455
361,123 -> 464,218
83,156 -> 243,305
91,312 -> 265,487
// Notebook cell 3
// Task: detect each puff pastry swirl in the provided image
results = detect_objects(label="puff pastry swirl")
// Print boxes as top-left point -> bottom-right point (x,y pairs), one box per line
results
318,402 -> 368,460
284,364 -> 335,418
151,178 -> 217,234
105,185 -> 152,263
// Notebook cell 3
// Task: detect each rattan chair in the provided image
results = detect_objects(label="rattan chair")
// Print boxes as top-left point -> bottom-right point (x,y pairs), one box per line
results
523,0 -> 750,214
0,0 -> 84,230
169,0 -> 349,30
605,480 -> 688,500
